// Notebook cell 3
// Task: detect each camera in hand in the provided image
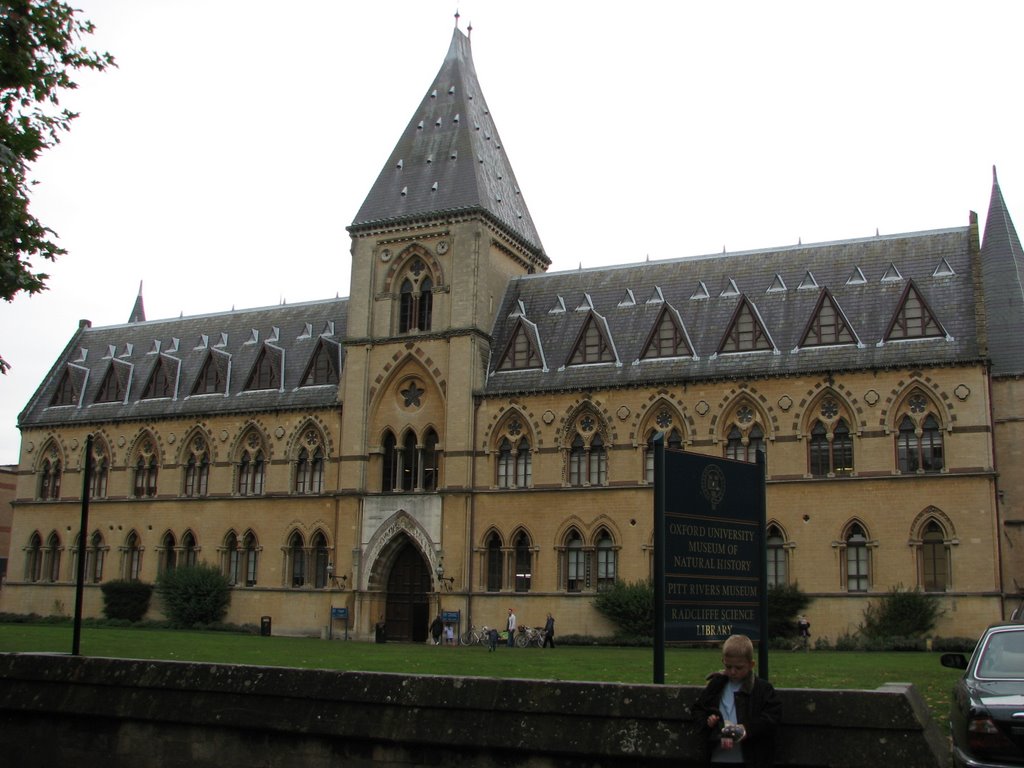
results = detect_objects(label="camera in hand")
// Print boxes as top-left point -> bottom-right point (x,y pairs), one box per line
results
720,723 -> 744,740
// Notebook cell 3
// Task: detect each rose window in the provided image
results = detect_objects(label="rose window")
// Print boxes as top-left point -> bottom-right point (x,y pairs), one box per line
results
820,399 -> 839,420
401,382 -> 424,408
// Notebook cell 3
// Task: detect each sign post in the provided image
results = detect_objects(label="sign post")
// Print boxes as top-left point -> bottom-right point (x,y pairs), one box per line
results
330,606 -> 349,640
654,441 -> 768,680
442,609 -> 461,644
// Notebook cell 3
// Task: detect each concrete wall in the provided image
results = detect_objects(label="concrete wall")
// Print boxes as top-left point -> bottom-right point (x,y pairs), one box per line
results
0,653 -> 948,767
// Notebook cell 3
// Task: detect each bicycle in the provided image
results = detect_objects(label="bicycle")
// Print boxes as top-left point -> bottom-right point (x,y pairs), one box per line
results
459,625 -> 492,646
515,626 -> 544,648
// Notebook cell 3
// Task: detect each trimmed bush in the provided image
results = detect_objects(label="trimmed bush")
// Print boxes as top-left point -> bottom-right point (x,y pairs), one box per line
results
932,636 -> 978,653
860,584 -> 942,640
767,582 -> 811,639
592,579 -> 654,637
100,580 -> 153,622
157,563 -> 231,627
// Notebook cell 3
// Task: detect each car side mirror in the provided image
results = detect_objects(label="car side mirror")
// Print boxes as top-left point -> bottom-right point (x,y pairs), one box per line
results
941,653 -> 968,670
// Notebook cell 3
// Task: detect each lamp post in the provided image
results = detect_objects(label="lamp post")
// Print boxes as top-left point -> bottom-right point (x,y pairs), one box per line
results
435,561 -> 444,613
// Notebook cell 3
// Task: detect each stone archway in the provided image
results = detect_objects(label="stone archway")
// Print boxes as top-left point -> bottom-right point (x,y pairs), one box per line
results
384,537 -> 432,642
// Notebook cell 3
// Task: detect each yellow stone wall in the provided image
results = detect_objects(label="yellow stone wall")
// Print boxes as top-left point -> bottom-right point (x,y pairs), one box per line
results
1,214 -> 1010,644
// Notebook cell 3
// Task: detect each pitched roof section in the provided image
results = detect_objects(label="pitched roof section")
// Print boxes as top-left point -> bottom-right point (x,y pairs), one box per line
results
351,28 -> 547,262
980,167 -> 1024,376
19,297 -> 348,428
485,226 -> 980,394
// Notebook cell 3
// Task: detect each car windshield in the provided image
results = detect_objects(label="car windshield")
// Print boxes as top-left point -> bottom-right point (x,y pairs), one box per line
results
976,630 -> 1024,680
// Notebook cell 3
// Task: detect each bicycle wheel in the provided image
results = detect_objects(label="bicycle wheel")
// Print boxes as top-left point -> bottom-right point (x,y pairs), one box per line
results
515,631 -> 529,648
459,629 -> 476,646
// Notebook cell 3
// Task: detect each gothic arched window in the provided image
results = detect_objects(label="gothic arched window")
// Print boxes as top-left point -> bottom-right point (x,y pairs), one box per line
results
920,520 -> 950,592
895,392 -> 944,473
844,523 -> 869,592
514,532 -> 532,593
485,532 -> 502,592
397,259 -> 434,333
595,530 -> 616,592
766,525 -> 787,587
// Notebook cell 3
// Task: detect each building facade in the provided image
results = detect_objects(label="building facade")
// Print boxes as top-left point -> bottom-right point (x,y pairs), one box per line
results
3,27 -> 1022,642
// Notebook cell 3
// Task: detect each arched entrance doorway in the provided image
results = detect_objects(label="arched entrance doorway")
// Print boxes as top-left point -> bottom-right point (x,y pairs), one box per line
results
385,539 -> 432,642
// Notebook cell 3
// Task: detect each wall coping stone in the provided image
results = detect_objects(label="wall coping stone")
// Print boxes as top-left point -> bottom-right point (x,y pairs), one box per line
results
0,653 -> 948,767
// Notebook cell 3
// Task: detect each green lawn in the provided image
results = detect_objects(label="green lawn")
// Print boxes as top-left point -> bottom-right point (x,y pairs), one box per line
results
0,624 -> 962,722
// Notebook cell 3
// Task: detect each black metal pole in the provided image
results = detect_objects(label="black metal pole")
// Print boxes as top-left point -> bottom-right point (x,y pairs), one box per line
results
756,449 -> 769,680
72,434 -> 93,656
653,432 -> 665,684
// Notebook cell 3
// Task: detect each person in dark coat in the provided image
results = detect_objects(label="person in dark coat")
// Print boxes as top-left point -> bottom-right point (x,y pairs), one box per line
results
429,614 -> 443,645
542,612 -> 555,648
694,634 -> 781,767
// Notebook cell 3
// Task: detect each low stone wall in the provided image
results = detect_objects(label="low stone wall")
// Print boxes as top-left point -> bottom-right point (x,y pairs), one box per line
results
0,653 -> 948,767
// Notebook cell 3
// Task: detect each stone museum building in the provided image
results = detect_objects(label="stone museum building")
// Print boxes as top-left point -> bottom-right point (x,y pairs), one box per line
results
3,25 -> 1022,643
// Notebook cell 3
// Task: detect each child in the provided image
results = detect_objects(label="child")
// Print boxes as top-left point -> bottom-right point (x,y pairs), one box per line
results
694,634 -> 781,767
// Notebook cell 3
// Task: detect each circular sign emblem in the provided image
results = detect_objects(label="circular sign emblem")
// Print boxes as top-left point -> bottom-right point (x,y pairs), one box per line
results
701,464 -> 725,510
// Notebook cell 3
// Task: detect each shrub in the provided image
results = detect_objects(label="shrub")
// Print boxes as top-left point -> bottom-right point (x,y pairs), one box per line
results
157,564 -> 231,627
592,579 -> 653,637
834,632 -> 862,651
860,584 -> 942,640
100,580 -> 153,622
932,636 -> 978,653
767,582 -> 811,638
860,635 -> 927,652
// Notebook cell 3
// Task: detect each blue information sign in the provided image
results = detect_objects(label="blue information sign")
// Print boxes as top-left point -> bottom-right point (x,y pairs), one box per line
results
441,610 -> 460,623
331,607 -> 348,620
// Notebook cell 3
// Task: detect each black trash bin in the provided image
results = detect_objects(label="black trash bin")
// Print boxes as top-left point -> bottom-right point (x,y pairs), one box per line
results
375,622 -> 386,643
260,616 -> 272,636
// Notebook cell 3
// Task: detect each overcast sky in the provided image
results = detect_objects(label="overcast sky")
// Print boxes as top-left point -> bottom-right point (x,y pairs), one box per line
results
1,0 -> 1021,465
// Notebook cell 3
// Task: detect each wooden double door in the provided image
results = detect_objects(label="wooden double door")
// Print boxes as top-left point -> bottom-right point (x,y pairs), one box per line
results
384,541 -> 431,642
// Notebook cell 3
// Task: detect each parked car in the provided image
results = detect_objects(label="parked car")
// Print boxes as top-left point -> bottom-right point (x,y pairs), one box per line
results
941,623 -> 1024,767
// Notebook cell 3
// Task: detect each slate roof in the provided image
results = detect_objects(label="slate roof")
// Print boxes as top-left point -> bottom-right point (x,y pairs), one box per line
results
350,28 -> 547,263
19,298 -> 348,429
484,226 -> 982,395
980,167 -> 1024,377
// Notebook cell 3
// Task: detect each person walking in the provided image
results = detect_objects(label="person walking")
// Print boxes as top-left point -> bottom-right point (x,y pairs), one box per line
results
506,608 -> 517,648
542,612 -> 555,648
797,615 -> 811,652
430,614 -> 443,645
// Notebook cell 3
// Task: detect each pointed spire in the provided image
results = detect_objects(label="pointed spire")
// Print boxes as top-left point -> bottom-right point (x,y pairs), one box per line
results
351,27 -> 546,262
128,281 -> 146,324
980,166 -> 1024,375
982,165 -> 1022,256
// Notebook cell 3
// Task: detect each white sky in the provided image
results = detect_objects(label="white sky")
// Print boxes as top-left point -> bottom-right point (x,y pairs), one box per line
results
1,0 -> 1021,465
